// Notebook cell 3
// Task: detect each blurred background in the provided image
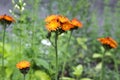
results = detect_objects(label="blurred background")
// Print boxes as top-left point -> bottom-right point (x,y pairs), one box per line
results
0,0 -> 120,36
0,0 -> 120,80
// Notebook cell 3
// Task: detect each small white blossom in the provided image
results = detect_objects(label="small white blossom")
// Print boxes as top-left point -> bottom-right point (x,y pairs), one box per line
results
41,39 -> 51,46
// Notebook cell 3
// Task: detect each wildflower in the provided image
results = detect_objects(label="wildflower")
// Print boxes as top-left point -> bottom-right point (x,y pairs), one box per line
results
71,18 -> 83,29
45,15 -> 83,32
16,60 -> 30,75
61,22 -> 74,31
0,14 -> 15,25
98,37 -> 118,49
45,15 -> 58,22
58,15 -> 69,23
46,20 -> 60,31
41,39 -> 51,46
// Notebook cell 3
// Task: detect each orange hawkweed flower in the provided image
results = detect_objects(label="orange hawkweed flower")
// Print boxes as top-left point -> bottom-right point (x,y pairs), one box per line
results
16,60 -> 30,75
61,22 -> 74,31
0,14 -> 15,25
98,37 -> 118,49
46,20 -> 60,31
45,15 -> 83,33
58,15 -> 70,23
45,15 -> 58,22
16,60 -> 30,69
71,18 -> 83,28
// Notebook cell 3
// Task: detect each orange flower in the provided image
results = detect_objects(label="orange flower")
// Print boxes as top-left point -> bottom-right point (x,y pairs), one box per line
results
61,22 -> 74,31
45,15 -> 58,22
45,15 -> 83,33
98,37 -> 118,49
16,60 -> 30,75
0,14 -> 15,25
58,15 -> 70,23
16,60 -> 30,69
71,18 -> 83,28
46,20 -> 60,31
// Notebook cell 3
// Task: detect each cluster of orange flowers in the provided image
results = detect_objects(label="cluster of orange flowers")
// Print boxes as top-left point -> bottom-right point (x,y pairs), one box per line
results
16,60 -> 30,75
98,37 -> 118,49
45,15 -> 83,32
0,14 -> 15,25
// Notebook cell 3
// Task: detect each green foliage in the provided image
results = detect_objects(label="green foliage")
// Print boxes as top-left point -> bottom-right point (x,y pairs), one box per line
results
80,78 -> 92,80
60,77 -> 75,80
35,70 -> 51,80
73,64 -> 83,77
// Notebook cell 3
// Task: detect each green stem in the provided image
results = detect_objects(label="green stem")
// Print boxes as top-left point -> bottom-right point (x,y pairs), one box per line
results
2,26 -> 6,80
49,38 -> 55,47
61,61 -> 66,78
100,50 -> 106,80
23,74 -> 26,80
68,31 -> 73,46
112,54 -> 119,80
61,31 -> 73,78
55,31 -> 58,80
19,9 -> 23,56
76,76 -> 79,80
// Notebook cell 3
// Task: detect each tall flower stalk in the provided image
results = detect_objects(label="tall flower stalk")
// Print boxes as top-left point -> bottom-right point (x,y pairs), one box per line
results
55,31 -> 58,80
1,25 -> 6,80
98,37 -> 118,80
47,31 -> 59,80
61,30 -> 73,77
23,74 -> 26,80
0,14 -> 15,80
45,14 -> 83,80
101,49 -> 106,80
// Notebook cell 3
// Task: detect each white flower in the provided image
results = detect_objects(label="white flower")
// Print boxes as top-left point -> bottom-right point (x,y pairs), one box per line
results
41,39 -> 51,46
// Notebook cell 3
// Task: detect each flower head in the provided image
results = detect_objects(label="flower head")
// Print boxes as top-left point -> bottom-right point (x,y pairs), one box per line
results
58,15 -> 69,23
16,60 -> 30,75
61,22 -> 74,31
0,14 -> 15,25
45,15 -> 83,33
97,37 -> 118,49
71,18 -> 83,28
46,20 -> 60,31
45,15 -> 58,22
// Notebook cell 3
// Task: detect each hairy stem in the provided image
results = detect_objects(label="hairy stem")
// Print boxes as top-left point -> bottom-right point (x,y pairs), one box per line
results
100,50 -> 106,80
68,31 -> 73,46
2,26 -> 6,80
55,31 -> 58,80
61,31 -> 73,78
23,74 -> 26,80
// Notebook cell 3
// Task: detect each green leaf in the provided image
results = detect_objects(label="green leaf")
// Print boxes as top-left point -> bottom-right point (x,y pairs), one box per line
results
100,46 -> 105,53
6,68 -> 13,78
77,38 -> 87,50
80,78 -> 92,80
73,64 -> 83,77
0,42 -> 12,58
105,52 -> 112,57
93,52 -> 112,59
34,58 -> 49,70
77,38 -> 87,45
92,53 -> 102,58
95,62 -> 102,71
35,70 -> 51,80
60,77 -> 75,80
